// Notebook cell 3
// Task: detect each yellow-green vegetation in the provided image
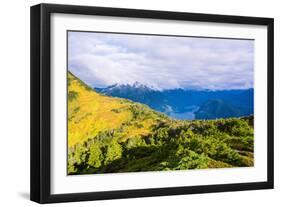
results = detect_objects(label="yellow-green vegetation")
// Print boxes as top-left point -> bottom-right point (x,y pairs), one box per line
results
67,71 -> 254,175
68,72 -> 160,147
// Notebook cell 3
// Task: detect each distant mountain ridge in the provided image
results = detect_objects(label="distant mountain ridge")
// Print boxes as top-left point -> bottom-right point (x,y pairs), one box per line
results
95,83 -> 254,120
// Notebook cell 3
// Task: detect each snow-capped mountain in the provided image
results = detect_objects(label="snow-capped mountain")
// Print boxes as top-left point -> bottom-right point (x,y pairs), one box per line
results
95,82 -> 167,112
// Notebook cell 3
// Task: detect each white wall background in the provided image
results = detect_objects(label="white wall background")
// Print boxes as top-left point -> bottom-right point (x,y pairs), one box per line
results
0,0 -> 279,206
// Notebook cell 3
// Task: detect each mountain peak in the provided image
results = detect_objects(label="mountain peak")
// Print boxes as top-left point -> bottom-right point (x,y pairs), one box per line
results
131,81 -> 159,90
97,82 -> 162,92
132,81 -> 144,88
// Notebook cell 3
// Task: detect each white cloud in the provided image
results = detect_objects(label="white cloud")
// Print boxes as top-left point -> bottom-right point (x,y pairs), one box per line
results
68,31 -> 254,90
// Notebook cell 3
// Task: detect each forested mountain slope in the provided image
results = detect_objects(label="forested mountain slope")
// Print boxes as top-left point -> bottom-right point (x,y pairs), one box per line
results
68,72 -> 254,175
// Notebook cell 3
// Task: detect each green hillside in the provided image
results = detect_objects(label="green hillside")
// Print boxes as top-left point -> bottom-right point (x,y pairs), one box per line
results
67,72 -> 254,175
195,99 -> 243,119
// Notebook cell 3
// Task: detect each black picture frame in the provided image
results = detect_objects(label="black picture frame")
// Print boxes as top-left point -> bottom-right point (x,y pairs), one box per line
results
30,3 -> 274,204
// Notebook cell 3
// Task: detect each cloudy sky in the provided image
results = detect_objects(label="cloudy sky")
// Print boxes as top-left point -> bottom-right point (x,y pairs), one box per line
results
68,31 -> 254,90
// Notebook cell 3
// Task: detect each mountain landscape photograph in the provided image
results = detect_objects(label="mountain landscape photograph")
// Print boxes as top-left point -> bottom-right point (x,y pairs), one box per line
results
67,31 -> 254,175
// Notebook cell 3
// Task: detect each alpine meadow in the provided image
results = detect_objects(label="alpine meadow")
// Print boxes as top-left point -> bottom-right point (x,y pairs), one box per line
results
67,31 -> 254,175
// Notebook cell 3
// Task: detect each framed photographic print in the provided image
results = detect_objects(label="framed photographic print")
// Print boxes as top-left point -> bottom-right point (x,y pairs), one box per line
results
30,3 -> 274,203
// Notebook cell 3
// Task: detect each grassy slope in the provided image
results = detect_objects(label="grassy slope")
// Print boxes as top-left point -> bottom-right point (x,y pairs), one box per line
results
68,72 -> 163,147
68,72 -> 254,174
